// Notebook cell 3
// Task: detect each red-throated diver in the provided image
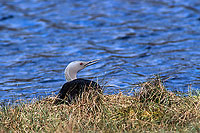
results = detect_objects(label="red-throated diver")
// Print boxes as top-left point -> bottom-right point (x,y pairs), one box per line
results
55,59 -> 102,104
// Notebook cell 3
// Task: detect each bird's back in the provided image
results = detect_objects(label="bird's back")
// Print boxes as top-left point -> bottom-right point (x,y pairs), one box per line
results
56,78 -> 102,104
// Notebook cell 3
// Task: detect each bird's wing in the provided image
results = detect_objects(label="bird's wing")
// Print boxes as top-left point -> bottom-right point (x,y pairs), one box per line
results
57,81 -> 77,99
58,79 -> 102,100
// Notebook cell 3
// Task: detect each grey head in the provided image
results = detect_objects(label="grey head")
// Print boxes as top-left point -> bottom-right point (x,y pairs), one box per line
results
64,59 -> 99,81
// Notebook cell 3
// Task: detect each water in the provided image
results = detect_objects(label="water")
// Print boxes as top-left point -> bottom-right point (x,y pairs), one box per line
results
0,0 -> 200,103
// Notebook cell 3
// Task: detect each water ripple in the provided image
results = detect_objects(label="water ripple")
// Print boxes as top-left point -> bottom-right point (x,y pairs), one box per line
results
0,0 -> 200,103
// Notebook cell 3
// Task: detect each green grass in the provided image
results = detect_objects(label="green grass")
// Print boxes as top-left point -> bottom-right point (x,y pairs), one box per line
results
0,77 -> 200,132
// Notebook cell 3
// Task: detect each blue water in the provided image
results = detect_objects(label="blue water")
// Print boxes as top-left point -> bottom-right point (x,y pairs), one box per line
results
0,0 -> 200,103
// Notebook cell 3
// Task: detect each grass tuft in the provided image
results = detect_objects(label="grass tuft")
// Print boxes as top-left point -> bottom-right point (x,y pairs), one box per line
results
0,76 -> 200,132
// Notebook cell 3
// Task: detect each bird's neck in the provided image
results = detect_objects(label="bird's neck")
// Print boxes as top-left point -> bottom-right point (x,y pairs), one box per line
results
64,67 -> 77,81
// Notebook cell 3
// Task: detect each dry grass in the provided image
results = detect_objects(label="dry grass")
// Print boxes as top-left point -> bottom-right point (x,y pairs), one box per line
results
0,77 -> 200,132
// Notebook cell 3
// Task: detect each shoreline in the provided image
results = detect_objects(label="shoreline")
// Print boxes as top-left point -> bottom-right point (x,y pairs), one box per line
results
1,77 -> 200,132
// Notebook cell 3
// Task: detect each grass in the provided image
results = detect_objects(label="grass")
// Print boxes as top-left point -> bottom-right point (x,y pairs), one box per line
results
0,77 -> 200,132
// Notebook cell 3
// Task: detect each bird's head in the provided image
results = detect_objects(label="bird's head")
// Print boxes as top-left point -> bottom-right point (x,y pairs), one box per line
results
64,59 -> 99,81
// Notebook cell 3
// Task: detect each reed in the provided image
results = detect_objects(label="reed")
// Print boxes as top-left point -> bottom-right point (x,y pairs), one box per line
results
1,77 -> 200,132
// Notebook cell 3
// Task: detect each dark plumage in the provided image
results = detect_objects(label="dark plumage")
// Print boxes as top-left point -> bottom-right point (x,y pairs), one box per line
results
56,78 -> 102,104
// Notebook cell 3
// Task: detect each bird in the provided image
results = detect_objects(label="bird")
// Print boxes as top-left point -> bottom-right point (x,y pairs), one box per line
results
55,59 -> 102,104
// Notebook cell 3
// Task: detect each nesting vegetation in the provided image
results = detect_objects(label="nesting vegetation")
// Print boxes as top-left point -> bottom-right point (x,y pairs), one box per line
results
1,77 -> 200,132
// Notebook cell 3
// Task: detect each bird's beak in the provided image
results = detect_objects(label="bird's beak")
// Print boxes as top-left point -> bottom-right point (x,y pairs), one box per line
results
84,59 -> 100,67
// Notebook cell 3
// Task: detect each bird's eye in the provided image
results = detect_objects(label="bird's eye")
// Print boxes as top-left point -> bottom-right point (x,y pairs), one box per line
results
80,63 -> 83,65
